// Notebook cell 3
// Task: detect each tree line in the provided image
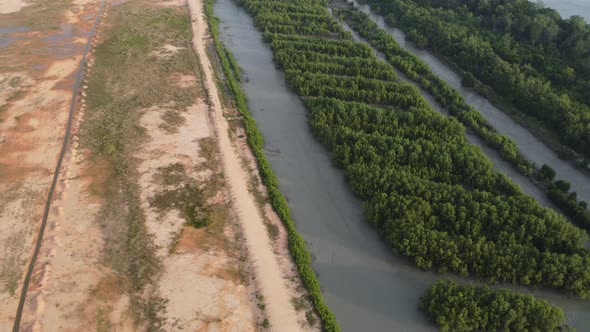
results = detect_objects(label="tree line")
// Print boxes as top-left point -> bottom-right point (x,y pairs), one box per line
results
420,280 -> 568,331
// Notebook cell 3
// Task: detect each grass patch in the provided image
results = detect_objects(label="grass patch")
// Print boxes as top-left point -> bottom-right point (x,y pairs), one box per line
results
96,306 -> 112,332
158,110 -> 186,133
291,295 -> 307,312
8,76 -> 22,88
0,185 -> 37,296
150,136 -> 226,231
155,163 -> 185,186
305,310 -> 317,327
150,182 -> 211,228
198,137 -> 218,169
0,232 -> 25,296
0,104 -> 9,118
6,90 -> 25,103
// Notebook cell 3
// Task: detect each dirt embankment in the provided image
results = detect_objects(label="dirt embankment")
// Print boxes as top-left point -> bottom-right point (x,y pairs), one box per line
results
187,0 -> 315,330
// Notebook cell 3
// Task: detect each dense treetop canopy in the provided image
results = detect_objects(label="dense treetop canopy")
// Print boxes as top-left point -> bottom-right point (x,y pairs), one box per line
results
359,0 -> 590,159
420,280 -> 567,331
238,0 -> 590,299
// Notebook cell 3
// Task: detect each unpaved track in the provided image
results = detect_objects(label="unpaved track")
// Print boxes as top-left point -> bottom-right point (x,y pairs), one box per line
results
187,0 -> 300,330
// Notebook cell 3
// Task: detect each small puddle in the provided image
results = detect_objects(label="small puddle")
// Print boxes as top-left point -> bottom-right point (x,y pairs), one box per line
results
0,26 -> 29,34
42,24 -> 73,43
0,26 -> 29,48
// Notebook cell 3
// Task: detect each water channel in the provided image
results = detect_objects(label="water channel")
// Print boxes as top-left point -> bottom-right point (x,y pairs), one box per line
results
213,0 -> 590,330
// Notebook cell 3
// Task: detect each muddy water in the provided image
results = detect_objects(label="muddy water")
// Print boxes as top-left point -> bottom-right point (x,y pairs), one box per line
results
214,0 -> 590,330
350,0 -> 590,205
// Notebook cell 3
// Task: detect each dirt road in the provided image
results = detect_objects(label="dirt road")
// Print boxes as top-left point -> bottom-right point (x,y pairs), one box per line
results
187,0 -> 301,330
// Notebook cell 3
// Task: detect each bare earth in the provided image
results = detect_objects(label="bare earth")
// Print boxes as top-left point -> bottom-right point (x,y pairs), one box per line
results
187,0 -> 302,329
0,0 -> 103,329
1,0 -> 319,329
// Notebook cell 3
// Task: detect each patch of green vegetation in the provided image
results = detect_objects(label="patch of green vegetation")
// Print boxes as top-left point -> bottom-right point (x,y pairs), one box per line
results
159,110 -> 186,133
305,310 -> 317,327
6,90 -> 25,103
150,182 -> 210,229
0,104 -> 9,118
8,76 -> 21,88
261,318 -> 270,328
421,280 -> 567,332
238,152 -> 279,242
363,0 -> 590,159
150,138 -> 225,230
291,295 -> 307,312
96,306 -> 112,332
0,185 -> 36,296
198,137 -> 218,169
0,233 -> 24,296
264,220 -> 279,241
337,6 -> 590,232
155,162 -> 185,186
224,48 -> 241,82
241,0 -> 590,303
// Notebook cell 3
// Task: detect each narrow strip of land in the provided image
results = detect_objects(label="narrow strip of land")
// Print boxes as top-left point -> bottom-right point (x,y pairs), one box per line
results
187,0 -> 300,330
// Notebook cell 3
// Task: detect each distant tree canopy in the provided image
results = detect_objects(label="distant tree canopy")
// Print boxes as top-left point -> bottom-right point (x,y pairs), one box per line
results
420,280 -> 566,332
238,0 -> 590,299
359,0 -> 590,158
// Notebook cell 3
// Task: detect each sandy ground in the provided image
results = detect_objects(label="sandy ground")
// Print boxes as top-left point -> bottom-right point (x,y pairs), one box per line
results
187,0 -> 301,329
19,119 -> 106,331
0,0 -> 103,329
136,98 -> 256,331
0,0 -> 25,14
